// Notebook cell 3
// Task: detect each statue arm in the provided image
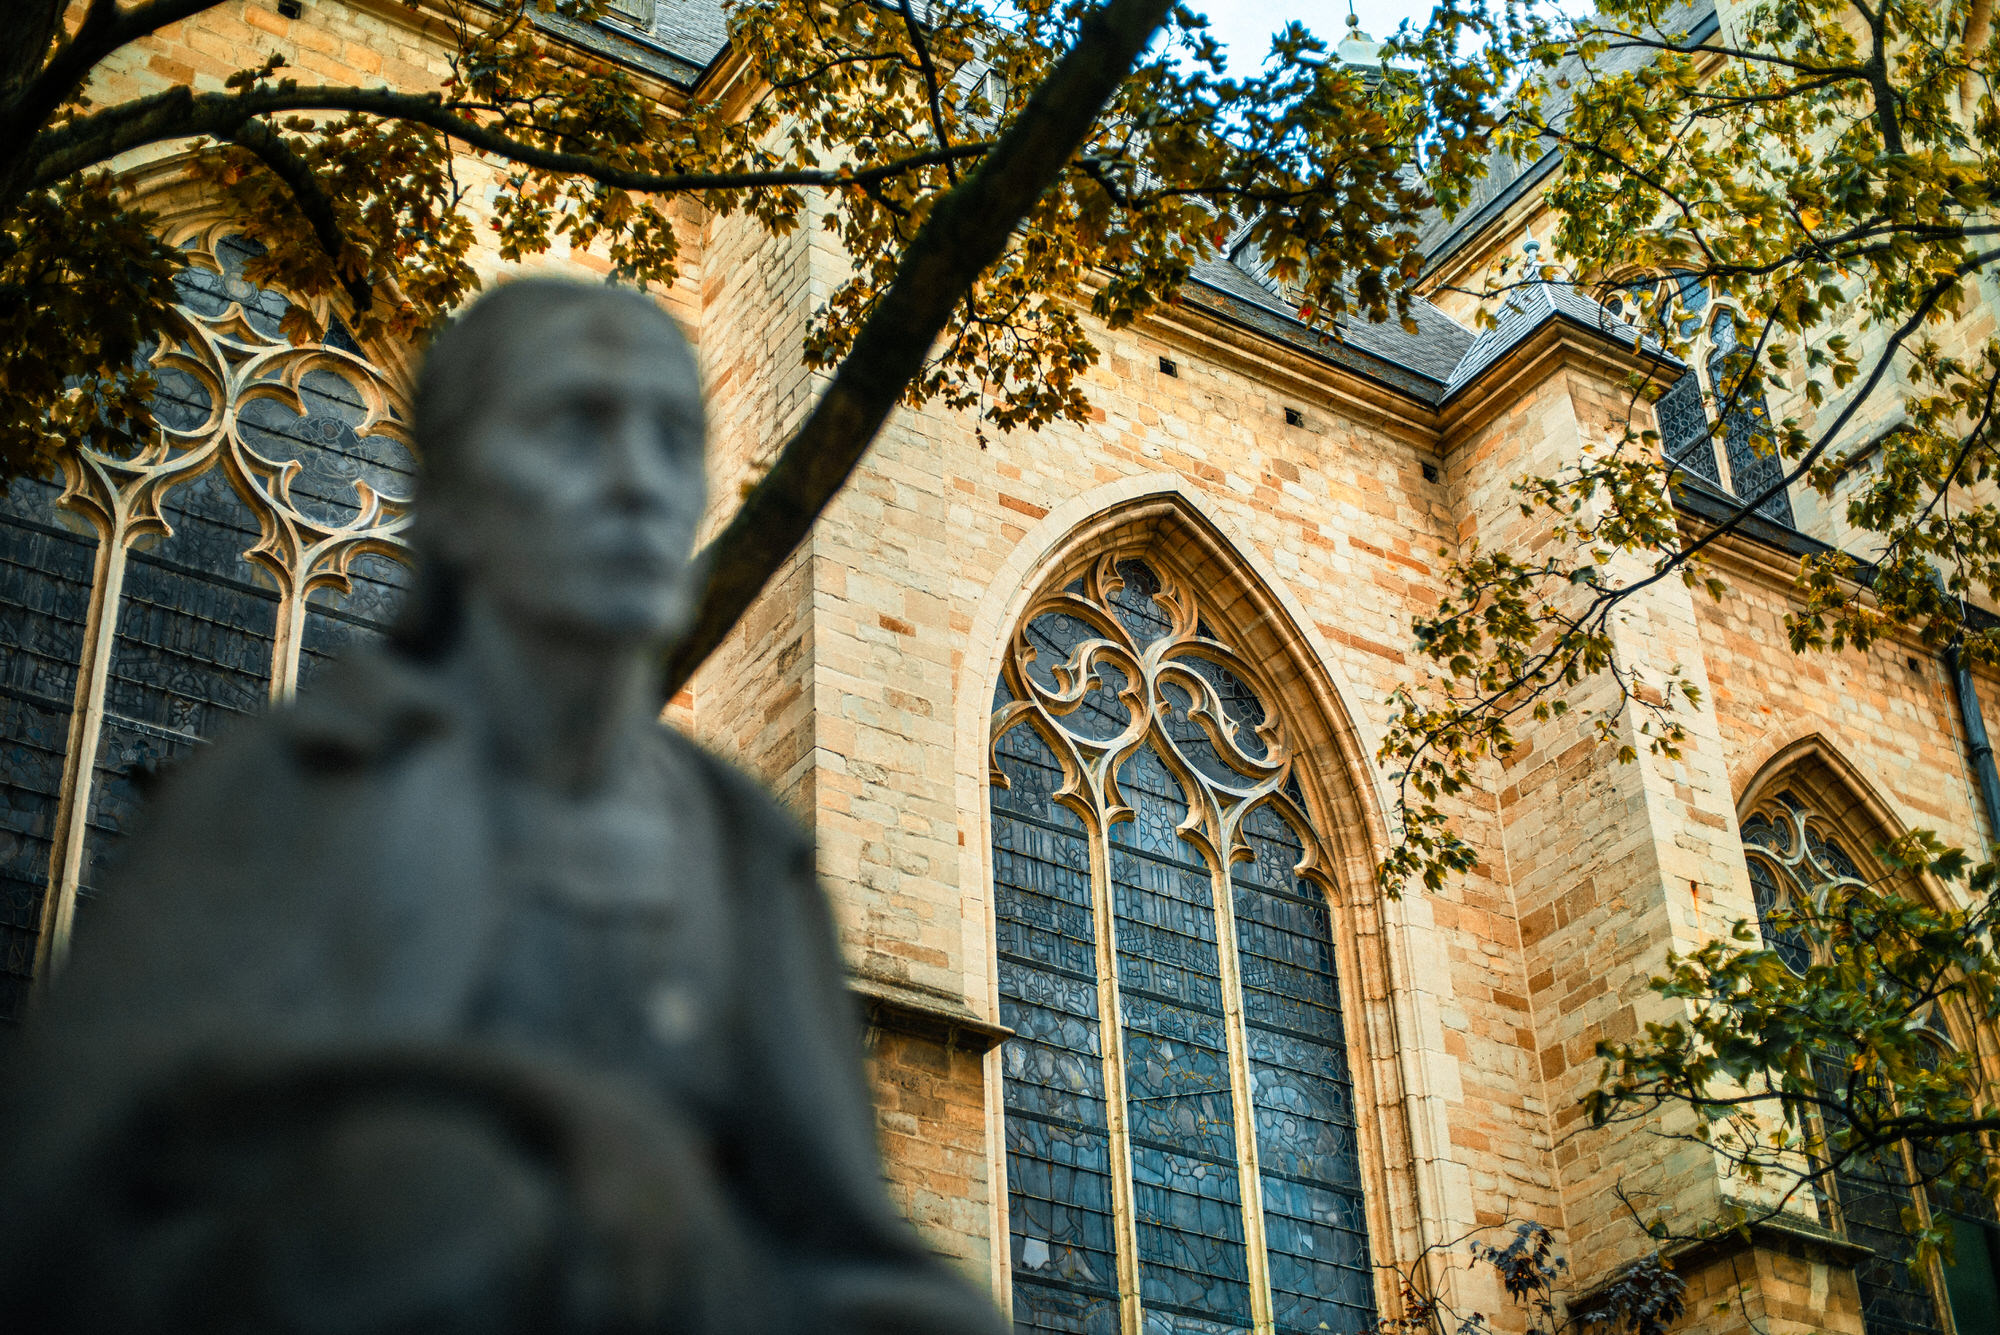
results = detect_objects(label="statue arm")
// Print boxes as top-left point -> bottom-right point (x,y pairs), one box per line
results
718,799 -> 1008,1335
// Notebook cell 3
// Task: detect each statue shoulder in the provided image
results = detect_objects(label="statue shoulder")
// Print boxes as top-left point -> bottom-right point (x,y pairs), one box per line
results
656,729 -> 815,878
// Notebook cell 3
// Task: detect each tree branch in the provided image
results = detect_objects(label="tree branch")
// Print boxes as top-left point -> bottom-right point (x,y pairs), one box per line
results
25,82 -> 995,195
225,118 -> 373,315
660,0 -> 1176,694
1,0 -> 231,160
896,0 -> 959,183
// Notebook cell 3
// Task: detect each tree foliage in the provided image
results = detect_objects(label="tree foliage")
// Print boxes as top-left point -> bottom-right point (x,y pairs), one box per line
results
1374,0 -> 2000,1283
1382,0 -> 2000,891
3,0 -> 1508,692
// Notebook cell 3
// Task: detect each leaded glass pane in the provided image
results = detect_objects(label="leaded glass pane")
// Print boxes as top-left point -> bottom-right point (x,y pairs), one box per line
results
993,557 -> 1376,1334
1656,371 -> 1721,486
0,478 -> 93,1020
1235,803 -> 1373,1335
1708,313 -> 1795,525
1112,746 -> 1253,1325
996,723 -> 1118,1330
83,468 -> 277,919
1160,682 -> 1241,788
236,365 -> 416,528
1747,857 -> 1811,976
298,552 -> 413,688
0,229 -> 414,997
1746,800 -> 1947,1334
1111,560 -> 1172,649
1181,658 -> 1268,761
1027,612 -> 1099,692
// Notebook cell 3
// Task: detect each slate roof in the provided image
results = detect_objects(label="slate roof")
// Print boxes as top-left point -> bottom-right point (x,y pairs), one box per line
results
1185,254 -> 1478,403
1441,270 -> 1678,398
544,0 -> 1676,406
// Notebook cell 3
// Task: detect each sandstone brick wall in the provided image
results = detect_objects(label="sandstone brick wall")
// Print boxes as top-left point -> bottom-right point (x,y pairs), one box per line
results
864,1029 -> 995,1282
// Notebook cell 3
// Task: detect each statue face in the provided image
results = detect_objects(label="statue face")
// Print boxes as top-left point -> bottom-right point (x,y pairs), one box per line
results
435,302 -> 708,643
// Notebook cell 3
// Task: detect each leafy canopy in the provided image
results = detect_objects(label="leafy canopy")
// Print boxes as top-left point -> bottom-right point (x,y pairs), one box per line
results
1,0 -> 1502,483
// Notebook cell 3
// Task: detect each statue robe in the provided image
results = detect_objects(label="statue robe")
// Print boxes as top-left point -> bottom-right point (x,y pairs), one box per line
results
0,646 -> 1006,1335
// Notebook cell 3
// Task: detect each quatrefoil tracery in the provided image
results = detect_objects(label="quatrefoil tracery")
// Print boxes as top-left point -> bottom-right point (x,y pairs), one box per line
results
55,226 -> 415,675
991,553 -> 1325,886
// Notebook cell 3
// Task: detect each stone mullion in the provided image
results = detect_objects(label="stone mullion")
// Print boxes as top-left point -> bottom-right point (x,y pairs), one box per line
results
35,507 -> 132,982
1204,798 -> 1277,1335
1085,803 -> 1147,1335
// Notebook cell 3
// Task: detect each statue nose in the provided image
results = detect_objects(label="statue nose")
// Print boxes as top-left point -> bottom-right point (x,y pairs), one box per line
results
604,414 -> 671,511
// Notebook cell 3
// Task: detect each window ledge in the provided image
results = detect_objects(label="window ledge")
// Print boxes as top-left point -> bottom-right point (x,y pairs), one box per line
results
849,974 -> 1013,1054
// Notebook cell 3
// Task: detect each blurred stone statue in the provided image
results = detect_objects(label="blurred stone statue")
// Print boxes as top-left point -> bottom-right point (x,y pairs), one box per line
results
0,281 -> 1007,1335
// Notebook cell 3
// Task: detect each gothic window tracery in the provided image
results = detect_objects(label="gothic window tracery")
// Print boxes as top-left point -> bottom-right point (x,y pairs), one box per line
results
990,554 -> 1376,1335
1614,273 -> 1796,526
0,227 -> 415,1013
1740,790 -> 1998,1335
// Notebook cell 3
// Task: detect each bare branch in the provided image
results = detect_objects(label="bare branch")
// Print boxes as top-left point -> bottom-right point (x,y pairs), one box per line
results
25,82 -> 995,196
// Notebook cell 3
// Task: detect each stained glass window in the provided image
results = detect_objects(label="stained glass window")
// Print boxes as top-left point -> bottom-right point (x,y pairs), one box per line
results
1741,793 -> 1996,1335
0,227 -> 414,1014
1630,275 -> 1794,523
1706,312 -> 1795,526
992,555 -> 1377,1335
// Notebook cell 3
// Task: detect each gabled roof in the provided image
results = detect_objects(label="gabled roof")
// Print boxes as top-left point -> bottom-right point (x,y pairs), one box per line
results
1441,269 -> 1675,399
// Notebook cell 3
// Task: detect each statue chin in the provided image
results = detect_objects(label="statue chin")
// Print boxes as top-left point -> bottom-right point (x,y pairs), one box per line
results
494,581 -> 697,649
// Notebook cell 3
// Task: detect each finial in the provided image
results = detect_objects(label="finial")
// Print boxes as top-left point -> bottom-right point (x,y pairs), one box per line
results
1336,2 -> 1381,66
1522,227 -> 1541,257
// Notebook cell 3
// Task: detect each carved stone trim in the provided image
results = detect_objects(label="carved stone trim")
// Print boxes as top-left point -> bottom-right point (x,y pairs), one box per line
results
850,975 -> 1013,1053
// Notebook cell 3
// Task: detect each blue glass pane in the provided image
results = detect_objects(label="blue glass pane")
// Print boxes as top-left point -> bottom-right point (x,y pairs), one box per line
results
994,719 -> 1118,1332
1161,682 -> 1241,787
1741,810 -> 1787,853
236,366 -> 415,528
1656,370 -> 1720,486
1235,802 -> 1374,1334
85,466 -> 275,921
1111,746 -> 1253,1327
1181,657 -> 1267,760
174,234 -> 295,339
1707,313 -> 1794,525
1026,612 -> 1097,692
298,551 -> 412,688
1060,663 -> 1131,743
1130,1145 -> 1252,1321
1111,560 -> 1172,648
1012,1278 -> 1120,1335
1748,858 -> 1811,975
1807,826 -> 1863,882
150,362 -> 215,435
0,477 -> 93,1019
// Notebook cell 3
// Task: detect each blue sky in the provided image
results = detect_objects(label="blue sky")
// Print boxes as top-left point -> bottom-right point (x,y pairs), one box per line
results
1192,0 -> 1440,70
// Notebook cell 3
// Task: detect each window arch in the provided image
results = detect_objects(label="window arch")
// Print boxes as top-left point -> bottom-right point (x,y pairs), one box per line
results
1610,272 -> 1795,526
1740,789 -> 2000,1335
988,553 -> 1377,1335
0,225 -> 414,1014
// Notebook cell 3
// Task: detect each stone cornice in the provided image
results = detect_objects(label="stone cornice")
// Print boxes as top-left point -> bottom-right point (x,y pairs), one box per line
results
1436,314 -> 1663,450
849,974 -> 1013,1053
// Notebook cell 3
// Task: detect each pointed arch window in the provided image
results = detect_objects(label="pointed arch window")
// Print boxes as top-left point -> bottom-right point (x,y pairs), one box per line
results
989,554 -> 1377,1335
1741,791 -> 2000,1335
1611,273 -> 1795,526
0,228 -> 414,1016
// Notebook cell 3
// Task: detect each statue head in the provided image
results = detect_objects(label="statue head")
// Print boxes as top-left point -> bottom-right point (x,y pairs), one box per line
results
409,280 -> 708,648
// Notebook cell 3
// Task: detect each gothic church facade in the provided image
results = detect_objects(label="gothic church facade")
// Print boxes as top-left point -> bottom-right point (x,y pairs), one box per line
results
5,2 -> 2000,1332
